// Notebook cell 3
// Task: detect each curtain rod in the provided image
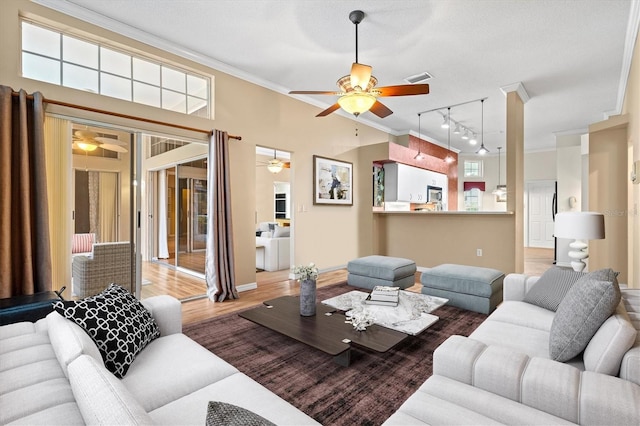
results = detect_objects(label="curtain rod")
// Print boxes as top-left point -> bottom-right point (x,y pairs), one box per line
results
10,92 -> 242,141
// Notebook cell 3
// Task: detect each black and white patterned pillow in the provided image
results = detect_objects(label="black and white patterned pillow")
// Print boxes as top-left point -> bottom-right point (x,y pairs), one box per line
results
54,283 -> 160,378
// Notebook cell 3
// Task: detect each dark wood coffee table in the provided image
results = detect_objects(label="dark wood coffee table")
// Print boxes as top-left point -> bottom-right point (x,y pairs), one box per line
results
239,296 -> 408,366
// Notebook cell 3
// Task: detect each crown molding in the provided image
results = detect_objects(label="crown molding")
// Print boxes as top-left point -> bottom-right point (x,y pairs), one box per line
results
612,0 -> 640,117
499,82 -> 530,103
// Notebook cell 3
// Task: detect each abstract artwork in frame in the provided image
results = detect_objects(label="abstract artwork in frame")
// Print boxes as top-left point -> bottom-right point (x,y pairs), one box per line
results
313,155 -> 353,205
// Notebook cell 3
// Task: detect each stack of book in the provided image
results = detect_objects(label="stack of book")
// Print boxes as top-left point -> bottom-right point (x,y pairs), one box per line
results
364,286 -> 400,306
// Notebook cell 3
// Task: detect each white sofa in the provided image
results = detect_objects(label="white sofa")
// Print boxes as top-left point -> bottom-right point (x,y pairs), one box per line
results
256,222 -> 290,272
0,295 -> 318,425
384,273 -> 640,425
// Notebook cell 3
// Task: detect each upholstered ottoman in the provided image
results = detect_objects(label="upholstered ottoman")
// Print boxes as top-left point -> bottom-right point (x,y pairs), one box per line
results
347,255 -> 416,290
420,264 -> 504,314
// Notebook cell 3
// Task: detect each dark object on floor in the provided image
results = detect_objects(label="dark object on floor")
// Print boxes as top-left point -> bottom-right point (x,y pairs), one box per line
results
0,287 -> 65,325
184,282 -> 486,425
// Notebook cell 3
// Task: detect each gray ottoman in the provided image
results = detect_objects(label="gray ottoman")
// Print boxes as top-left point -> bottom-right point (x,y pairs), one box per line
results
420,264 -> 504,314
347,255 -> 416,290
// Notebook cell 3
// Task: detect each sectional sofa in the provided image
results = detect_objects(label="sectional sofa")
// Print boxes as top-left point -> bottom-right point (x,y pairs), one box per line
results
385,269 -> 640,425
0,290 -> 318,425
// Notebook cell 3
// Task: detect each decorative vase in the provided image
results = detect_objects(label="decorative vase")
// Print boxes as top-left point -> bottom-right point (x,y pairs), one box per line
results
299,279 -> 317,316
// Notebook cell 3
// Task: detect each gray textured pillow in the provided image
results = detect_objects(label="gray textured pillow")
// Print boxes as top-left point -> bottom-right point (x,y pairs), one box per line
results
523,267 -> 585,311
549,275 -> 621,362
205,402 -> 275,426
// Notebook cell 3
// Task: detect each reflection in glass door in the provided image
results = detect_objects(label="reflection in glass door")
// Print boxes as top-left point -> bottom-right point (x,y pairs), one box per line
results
154,159 -> 207,276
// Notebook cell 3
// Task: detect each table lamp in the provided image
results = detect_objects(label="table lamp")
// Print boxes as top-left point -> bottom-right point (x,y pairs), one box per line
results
554,211 -> 605,272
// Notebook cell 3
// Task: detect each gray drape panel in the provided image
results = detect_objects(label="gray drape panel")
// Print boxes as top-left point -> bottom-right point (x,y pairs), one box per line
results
0,86 -> 52,298
205,130 -> 238,302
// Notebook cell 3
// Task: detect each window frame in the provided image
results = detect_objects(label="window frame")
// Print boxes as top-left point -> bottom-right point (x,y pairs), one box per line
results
20,19 -> 211,118
463,160 -> 483,178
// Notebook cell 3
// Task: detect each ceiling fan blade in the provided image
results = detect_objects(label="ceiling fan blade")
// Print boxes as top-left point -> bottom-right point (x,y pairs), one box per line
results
369,100 -> 393,118
283,162 -> 291,169
350,63 -> 372,90
100,144 -> 128,153
376,84 -> 430,97
289,90 -> 338,95
316,103 -> 341,117
95,136 -> 126,146
74,129 -> 99,139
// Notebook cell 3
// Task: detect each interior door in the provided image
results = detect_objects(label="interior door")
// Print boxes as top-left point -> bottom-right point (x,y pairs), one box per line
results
528,181 -> 556,248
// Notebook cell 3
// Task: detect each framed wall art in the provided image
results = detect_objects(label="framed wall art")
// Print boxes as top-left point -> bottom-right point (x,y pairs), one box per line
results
313,155 -> 353,205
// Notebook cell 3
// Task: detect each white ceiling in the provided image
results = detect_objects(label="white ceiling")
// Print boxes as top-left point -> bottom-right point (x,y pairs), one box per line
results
37,0 -> 637,153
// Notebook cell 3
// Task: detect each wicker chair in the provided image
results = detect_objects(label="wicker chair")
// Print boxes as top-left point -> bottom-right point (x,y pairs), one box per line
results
72,242 -> 134,298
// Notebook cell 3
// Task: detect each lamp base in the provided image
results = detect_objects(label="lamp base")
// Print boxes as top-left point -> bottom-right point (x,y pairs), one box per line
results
568,239 -> 588,272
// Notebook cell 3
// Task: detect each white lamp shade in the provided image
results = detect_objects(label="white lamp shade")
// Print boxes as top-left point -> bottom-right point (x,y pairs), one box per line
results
554,212 -> 605,240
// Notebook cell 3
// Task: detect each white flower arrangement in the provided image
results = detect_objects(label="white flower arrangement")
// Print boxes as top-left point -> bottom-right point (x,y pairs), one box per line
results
345,308 -> 375,331
292,262 -> 319,281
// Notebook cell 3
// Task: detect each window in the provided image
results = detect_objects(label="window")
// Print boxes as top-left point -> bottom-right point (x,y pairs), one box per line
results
464,160 -> 483,178
464,188 -> 483,211
21,20 -> 211,118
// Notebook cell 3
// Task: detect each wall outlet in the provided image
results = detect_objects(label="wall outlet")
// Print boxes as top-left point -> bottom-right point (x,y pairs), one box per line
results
476,249 -> 483,257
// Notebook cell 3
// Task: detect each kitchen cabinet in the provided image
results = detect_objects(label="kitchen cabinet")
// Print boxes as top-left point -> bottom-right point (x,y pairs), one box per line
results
383,163 -> 448,206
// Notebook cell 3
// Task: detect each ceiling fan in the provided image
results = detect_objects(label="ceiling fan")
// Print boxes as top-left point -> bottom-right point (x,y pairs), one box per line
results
256,150 -> 290,174
72,129 -> 128,153
289,10 -> 430,118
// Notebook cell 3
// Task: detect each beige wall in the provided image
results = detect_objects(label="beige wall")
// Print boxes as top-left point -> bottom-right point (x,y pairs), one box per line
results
588,120 -> 628,284
375,213 -> 516,274
622,27 -> 640,288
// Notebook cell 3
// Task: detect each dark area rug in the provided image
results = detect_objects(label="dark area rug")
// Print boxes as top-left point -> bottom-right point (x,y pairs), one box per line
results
183,282 -> 487,426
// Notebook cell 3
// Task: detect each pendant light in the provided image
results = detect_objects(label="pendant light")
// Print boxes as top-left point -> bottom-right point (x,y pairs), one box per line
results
444,107 -> 455,164
492,147 -> 506,196
476,99 -> 489,155
414,113 -> 425,160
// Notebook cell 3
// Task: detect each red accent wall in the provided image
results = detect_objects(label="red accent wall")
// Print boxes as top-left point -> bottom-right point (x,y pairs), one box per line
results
387,136 -> 458,210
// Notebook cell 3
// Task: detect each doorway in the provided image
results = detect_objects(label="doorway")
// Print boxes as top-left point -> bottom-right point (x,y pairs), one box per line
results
526,181 -> 556,248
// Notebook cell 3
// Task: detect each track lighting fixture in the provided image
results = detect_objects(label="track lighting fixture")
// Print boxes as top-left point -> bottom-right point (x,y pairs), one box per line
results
453,123 -> 461,134
469,133 -> 477,145
440,114 -> 449,129
461,129 -> 469,140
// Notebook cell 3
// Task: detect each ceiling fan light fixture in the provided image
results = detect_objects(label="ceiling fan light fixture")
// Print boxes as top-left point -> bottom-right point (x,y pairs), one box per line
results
338,91 -> 376,116
267,160 -> 284,174
77,141 -> 99,152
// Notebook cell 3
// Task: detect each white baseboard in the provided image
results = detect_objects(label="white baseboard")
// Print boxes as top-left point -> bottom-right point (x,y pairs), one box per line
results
237,282 -> 257,292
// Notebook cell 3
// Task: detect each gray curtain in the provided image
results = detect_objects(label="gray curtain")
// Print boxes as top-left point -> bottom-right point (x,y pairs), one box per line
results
0,86 -> 52,298
205,130 -> 238,302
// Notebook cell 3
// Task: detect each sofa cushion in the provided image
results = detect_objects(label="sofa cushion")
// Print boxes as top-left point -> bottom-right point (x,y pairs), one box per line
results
549,275 -> 621,362
206,401 -> 276,426
54,284 -> 160,378
68,354 -> 153,425
523,266 -> 585,311
583,302 -> 637,375
46,311 -> 104,377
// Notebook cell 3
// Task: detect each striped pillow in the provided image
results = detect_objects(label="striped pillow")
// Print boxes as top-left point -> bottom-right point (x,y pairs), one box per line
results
523,267 -> 586,311
72,233 -> 95,254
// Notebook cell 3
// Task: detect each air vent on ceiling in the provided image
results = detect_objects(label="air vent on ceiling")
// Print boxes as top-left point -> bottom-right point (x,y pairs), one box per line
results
404,71 -> 433,84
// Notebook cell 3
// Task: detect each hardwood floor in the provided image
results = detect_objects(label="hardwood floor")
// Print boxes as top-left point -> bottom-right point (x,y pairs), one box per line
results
144,247 -> 554,326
